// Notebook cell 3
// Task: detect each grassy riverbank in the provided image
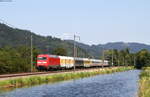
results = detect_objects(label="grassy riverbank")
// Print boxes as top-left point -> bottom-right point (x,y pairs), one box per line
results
0,67 -> 133,91
139,67 -> 150,97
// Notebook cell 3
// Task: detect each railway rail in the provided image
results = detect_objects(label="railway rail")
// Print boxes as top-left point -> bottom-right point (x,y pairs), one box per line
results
0,67 -> 109,79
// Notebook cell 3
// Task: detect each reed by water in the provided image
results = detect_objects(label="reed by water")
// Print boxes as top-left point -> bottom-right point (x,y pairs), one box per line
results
139,67 -> 150,97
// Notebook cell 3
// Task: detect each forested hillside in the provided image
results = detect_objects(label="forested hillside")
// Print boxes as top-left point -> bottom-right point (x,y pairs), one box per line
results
66,40 -> 150,58
0,23 -> 89,57
1,23 -> 150,59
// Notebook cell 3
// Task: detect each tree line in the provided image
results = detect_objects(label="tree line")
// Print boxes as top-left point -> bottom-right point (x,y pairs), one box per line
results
0,46 -> 40,74
0,46 -> 149,74
104,48 -> 150,69
0,46 -> 68,74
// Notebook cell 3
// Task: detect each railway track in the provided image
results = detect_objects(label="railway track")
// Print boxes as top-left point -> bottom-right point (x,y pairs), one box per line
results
0,70 -> 73,79
0,72 -> 51,78
0,67 -> 108,79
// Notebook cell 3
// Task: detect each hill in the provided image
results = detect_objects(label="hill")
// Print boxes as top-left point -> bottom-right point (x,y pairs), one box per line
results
0,23 -> 88,57
1,23 -> 150,59
66,40 -> 150,58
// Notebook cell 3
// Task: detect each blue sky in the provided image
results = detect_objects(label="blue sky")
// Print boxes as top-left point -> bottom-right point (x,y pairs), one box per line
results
0,0 -> 150,45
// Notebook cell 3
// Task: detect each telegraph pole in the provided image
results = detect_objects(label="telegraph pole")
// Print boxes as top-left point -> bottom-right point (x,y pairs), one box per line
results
73,34 -> 80,71
134,54 -> 136,66
31,34 -> 33,72
25,32 -> 28,72
102,47 -> 105,68
112,49 -> 114,67
73,35 -> 76,71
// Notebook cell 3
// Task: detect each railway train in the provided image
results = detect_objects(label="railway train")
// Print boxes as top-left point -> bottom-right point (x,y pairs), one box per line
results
36,54 -> 109,70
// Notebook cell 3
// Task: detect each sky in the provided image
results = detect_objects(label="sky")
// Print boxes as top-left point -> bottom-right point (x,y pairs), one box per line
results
0,0 -> 150,45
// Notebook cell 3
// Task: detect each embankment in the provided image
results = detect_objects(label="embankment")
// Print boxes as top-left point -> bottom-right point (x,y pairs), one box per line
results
0,66 -> 133,91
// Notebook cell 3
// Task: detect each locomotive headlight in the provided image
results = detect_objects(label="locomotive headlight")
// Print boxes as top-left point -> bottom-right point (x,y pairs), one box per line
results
37,62 -> 47,64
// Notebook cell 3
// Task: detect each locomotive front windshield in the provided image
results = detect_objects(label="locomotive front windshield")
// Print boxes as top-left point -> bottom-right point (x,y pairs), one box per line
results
37,57 -> 47,60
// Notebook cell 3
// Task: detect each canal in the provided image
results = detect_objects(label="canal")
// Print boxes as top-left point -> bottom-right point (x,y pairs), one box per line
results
0,70 -> 140,97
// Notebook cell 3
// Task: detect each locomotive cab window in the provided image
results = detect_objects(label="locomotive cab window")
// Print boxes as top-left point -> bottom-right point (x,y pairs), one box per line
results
37,57 -> 47,60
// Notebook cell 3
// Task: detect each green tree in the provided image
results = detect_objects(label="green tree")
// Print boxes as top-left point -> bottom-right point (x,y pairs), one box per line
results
104,48 -> 135,66
52,47 -> 67,56
136,49 -> 150,69
0,46 -> 40,74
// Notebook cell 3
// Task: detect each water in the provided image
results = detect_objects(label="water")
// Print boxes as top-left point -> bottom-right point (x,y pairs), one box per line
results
0,70 -> 140,97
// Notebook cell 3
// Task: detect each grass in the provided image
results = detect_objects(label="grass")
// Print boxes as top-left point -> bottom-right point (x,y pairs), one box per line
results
0,66 -> 133,92
139,67 -> 150,97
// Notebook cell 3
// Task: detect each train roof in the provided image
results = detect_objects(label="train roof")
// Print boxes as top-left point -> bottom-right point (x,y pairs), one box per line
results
59,56 -> 74,59
37,54 -> 108,62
